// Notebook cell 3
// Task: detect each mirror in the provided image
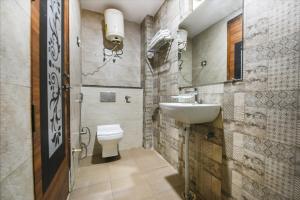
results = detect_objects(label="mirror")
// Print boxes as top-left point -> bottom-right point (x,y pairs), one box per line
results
178,0 -> 244,88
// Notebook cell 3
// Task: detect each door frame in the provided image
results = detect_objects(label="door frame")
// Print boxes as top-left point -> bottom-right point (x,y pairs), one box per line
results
31,0 -> 70,199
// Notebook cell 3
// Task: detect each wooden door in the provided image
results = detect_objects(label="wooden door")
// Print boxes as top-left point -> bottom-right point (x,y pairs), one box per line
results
31,0 -> 70,199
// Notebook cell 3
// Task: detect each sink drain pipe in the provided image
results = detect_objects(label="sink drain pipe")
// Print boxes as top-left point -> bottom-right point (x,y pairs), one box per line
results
183,125 -> 196,200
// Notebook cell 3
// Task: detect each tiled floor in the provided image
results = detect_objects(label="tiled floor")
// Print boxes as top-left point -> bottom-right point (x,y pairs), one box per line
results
69,148 -> 185,200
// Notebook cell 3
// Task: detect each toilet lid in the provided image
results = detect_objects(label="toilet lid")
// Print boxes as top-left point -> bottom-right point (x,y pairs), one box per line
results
97,124 -> 123,136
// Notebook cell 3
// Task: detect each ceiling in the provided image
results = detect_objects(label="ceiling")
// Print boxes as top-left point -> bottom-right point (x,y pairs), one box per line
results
180,0 -> 243,37
80,0 -> 165,23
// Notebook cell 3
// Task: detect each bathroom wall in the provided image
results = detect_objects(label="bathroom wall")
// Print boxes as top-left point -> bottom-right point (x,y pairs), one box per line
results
141,15 -> 155,148
69,0 -> 82,188
80,87 -> 143,156
221,0 -> 300,199
0,0 -> 34,199
178,38 -> 193,87
80,9 -> 144,157
81,9 -> 141,87
142,0 -> 300,199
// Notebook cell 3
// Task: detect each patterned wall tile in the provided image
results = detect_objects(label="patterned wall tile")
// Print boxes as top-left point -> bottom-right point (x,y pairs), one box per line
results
244,44 -> 269,64
267,55 -> 299,90
242,175 -> 289,200
267,31 -> 300,59
268,0 -> 300,40
294,176 -> 300,200
265,158 -> 295,198
243,135 -> 295,165
223,129 -> 233,159
224,93 -> 234,120
142,0 -> 300,199
267,109 -> 297,145
245,90 -> 297,110
233,146 -> 244,163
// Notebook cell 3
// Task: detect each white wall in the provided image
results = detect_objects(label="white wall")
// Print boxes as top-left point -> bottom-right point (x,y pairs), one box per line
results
81,87 -> 143,156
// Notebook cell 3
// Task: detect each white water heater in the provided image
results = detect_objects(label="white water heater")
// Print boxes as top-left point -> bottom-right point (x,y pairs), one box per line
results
104,9 -> 124,43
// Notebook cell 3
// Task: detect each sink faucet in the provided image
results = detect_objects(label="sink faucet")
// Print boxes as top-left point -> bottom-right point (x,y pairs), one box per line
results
194,88 -> 201,104
184,88 -> 200,103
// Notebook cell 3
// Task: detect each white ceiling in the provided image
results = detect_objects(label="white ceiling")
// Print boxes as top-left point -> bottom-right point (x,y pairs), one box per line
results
180,0 -> 243,37
80,0 -> 165,23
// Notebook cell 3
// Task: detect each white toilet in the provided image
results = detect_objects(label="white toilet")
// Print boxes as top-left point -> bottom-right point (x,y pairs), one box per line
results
97,124 -> 123,158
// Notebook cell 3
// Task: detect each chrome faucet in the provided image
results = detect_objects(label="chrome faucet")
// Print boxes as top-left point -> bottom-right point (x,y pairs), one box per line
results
194,88 -> 201,104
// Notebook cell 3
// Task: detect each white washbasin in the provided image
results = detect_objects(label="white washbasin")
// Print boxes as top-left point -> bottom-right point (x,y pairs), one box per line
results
159,103 -> 220,124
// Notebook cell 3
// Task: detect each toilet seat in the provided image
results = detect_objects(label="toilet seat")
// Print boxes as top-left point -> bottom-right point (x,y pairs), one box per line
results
97,124 -> 123,141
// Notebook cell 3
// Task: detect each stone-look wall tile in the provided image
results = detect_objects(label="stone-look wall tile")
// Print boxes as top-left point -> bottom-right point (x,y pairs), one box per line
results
0,0 -> 30,87
81,87 -> 143,156
0,84 -> 32,181
231,183 -> 242,200
241,150 -> 265,183
244,14 -> 268,48
232,170 -> 242,186
244,107 -> 267,137
233,132 -> 243,148
0,0 -> 34,199
81,10 -> 141,87
0,158 -> 34,200
244,60 -> 268,91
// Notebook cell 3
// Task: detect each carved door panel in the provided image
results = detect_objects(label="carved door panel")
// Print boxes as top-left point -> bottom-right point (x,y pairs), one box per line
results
31,0 -> 70,199
40,0 -> 65,192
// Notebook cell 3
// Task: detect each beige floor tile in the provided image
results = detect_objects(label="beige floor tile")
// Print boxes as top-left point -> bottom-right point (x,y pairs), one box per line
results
144,166 -> 184,195
74,164 -> 110,189
119,149 -> 132,160
129,147 -> 158,158
69,182 -> 113,200
108,159 -> 141,181
111,174 -> 153,200
154,185 -> 184,200
135,153 -> 169,172
71,148 -> 184,200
